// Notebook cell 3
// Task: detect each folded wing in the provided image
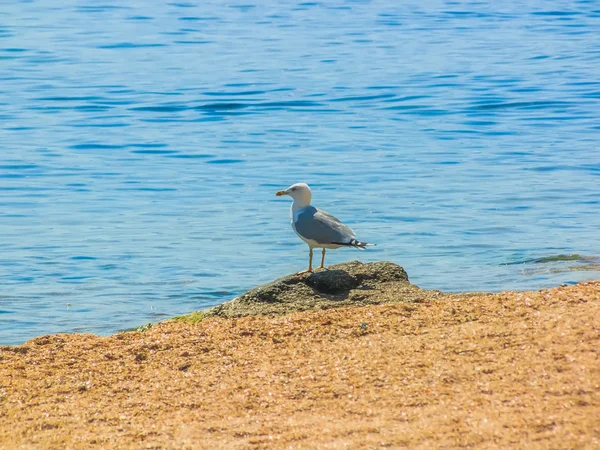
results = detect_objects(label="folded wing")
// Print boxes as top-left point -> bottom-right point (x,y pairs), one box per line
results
294,206 -> 356,245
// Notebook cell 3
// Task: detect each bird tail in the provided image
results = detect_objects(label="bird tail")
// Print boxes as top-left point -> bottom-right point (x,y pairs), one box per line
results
333,239 -> 376,250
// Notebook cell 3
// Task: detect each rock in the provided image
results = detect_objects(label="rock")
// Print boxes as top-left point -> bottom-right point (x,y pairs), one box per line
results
205,261 -> 426,318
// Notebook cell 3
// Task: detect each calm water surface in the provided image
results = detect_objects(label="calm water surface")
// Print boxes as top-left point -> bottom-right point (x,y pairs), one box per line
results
1,1 -> 599,344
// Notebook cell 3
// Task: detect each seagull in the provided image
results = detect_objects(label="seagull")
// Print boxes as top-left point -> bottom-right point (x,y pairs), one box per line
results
276,183 -> 374,274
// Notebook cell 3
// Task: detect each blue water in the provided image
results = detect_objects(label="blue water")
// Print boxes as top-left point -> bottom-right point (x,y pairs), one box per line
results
1,1 -> 599,345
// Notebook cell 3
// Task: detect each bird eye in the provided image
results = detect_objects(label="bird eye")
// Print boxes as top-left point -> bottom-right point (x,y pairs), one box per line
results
291,187 -> 296,191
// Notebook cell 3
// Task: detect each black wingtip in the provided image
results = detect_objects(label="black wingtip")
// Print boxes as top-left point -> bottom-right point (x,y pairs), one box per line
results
332,239 -> 375,249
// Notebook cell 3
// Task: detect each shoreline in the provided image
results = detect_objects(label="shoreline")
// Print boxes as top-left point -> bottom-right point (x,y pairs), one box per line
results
4,256 -> 600,347
1,270 -> 599,448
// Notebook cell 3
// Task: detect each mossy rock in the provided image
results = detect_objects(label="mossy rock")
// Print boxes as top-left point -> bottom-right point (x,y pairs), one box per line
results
204,261 -> 426,318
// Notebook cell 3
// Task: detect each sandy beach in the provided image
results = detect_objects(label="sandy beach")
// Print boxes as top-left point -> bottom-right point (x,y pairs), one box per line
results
1,275 -> 599,449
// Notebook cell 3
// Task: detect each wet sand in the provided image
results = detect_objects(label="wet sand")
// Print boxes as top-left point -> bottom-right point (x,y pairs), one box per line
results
1,280 -> 599,449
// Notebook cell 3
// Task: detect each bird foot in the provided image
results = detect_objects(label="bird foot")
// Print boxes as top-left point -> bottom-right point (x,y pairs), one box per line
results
295,269 -> 313,275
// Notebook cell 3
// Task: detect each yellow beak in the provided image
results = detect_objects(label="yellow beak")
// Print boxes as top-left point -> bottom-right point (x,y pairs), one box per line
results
275,190 -> 287,197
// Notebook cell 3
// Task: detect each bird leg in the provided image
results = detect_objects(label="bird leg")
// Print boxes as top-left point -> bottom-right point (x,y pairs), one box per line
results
317,248 -> 326,270
296,248 -> 313,275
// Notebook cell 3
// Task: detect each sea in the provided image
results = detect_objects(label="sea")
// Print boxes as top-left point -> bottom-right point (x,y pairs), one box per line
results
1,0 -> 599,345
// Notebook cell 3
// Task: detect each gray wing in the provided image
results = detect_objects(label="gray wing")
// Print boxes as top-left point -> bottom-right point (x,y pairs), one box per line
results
294,206 -> 356,245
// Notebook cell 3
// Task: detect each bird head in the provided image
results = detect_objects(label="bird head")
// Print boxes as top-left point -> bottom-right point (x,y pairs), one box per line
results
276,183 -> 312,206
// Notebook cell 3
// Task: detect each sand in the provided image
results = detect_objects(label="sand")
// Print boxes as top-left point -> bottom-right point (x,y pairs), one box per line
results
1,280 -> 599,449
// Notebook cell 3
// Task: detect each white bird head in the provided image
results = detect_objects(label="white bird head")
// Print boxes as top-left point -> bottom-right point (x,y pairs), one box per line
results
276,183 -> 312,207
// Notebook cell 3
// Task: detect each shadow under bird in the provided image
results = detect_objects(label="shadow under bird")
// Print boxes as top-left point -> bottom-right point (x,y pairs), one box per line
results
276,183 -> 374,274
